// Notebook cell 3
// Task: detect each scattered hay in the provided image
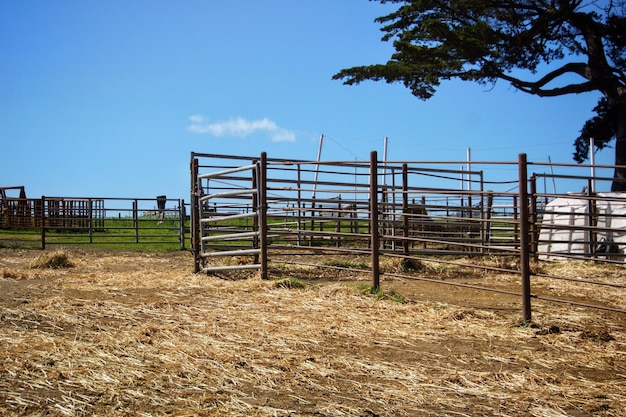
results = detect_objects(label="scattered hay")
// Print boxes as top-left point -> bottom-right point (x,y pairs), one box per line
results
29,250 -> 74,269
0,248 -> 624,416
581,329 -> 615,342
1,269 -> 29,280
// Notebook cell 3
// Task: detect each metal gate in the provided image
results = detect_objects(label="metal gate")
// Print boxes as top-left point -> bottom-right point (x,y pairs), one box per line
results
191,153 -> 268,276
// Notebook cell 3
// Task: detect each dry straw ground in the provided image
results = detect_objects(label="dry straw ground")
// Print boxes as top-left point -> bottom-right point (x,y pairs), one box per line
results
0,248 -> 624,416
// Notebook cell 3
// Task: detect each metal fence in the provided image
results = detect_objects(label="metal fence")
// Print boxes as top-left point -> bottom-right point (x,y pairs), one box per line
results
191,151 -> 626,320
0,197 -> 188,250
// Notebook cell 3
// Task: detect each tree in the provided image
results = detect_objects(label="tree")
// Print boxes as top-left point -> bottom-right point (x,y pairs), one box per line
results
333,0 -> 626,191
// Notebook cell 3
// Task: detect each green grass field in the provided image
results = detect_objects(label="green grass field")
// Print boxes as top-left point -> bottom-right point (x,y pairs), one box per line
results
0,216 -> 190,251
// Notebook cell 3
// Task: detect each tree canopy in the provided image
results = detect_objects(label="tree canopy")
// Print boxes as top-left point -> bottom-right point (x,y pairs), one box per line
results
333,0 -> 626,190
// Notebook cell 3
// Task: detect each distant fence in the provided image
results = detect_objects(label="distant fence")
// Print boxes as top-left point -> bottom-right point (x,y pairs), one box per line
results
191,151 -> 626,320
0,197 -> 188,250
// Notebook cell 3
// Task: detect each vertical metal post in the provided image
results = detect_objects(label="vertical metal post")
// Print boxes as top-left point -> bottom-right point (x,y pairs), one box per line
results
370,151 -> 380,290
402,164 -> 409,257
190,154 -> 201,273
251,159 -> 260,263
88,199 -> 94,244
133,200 -> 139,243
335,195 -> 341,248
312,134 -> 324,200
309,135 -> 325,246
518,153 -> 532,322
259,152 -> 268,280
485,192 -> 494,246
590,137 -> 596,194
460,166 -> 465,215
297,163 -> 302,246
41,196 -> 46,250
466,147 -> 472,218
390,167 -> 397,251
513,195 -> 519,243
587,178 -> 596,258
179,199 -> 186,250
529,176 -> 538,262
421,195 -> 427,250
479,170 -> 485,254
382,137 -> 388,187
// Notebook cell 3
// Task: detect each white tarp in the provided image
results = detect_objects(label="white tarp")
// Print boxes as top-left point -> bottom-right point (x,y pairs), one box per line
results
538,192 -> 626,261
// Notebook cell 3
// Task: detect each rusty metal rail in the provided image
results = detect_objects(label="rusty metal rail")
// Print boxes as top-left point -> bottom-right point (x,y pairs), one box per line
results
0,197 -> 187,250
194,163 -> 259,273
186,151 -> 626,319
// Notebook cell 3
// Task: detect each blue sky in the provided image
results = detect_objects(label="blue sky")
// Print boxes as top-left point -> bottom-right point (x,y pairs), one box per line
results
1,1 -> 611,200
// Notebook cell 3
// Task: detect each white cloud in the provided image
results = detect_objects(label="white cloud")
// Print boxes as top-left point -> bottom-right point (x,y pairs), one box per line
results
188,116 -> 296,142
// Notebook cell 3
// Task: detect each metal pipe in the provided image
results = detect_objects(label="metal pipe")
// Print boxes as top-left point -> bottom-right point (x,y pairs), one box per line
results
370,151 -> 380,290
312,134 -> 324,200
201,248 -> 261,257
518,153 -> 532,322
201,231 -> 260,242
199,189 -> 258,203
198,164 -> 257,179
200,211 -> 257,223
259,152 -> 268,280
202,265 -> 262,272
590,137 -> 596,193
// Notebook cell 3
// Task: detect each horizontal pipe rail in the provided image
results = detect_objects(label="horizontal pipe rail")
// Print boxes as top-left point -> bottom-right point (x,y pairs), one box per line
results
201,264 -> 261,272
199,189 -> 257,203
201,231 -> 259,242
200,212 -> 258,223
200,248 -> 261,257
198,164 -> 257,179
190,152 -> 626,318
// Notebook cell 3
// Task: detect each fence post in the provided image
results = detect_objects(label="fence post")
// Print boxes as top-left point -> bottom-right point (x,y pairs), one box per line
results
133,200 -> 139,243
41,196 -> 46,250
402,164 -> 409,257
88,199 -> 94,244
179,199 -> 186,250
479,170 -> 486,254
259,152 -> 268,280
252,159 -> 260,263
335,195 -> 341,248
518,153 -> 532,322
297,163 -> 303,246
191,155 -> 201,273
390,167 -> 397,251
370,151 -> 380,290
587,178 -> 596,258
529,176 -> 538,262
485,192 -> 494,246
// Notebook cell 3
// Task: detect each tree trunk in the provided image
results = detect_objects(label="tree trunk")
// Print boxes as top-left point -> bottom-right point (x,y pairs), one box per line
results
611,100 -> 626,192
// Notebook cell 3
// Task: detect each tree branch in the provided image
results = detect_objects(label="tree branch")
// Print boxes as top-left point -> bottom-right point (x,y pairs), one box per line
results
514,80 -> 598,96
496,61 -> 597,96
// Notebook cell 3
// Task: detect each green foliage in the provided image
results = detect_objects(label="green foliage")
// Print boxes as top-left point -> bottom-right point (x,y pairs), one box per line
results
334,0 -> 626,184
341,1 -> 625,88
357,284 -> 406,303
274,277 -> 307,289
573,98 -> 619,163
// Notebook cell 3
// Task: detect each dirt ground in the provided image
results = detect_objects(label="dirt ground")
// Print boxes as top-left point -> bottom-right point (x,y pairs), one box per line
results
0,248 -> 625,416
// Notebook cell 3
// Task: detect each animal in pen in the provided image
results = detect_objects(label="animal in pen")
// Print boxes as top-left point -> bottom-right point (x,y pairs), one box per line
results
401,202 -> 482,251
156,195 -> 167,223
403,203 -> 433,249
